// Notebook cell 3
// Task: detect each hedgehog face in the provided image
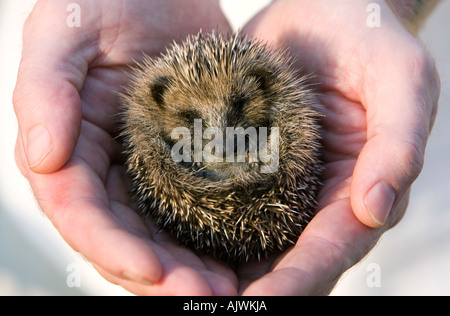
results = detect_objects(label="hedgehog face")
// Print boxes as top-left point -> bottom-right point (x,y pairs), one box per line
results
147,63 -> 278,180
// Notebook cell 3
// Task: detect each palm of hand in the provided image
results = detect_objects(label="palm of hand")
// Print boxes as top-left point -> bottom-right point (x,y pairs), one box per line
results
236,0 -> 439,295
17,0 -> 237,295
74,69 -> 240,295
235,48 -> 376,296
64,3 -> 246,296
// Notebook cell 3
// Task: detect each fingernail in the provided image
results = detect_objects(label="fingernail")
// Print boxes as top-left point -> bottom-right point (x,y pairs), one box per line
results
27,124 -> 53,168
122,271 -> 154,286
364,182 -> 396,226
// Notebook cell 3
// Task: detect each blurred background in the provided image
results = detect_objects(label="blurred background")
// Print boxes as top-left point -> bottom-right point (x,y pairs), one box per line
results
0,0 -> 449,295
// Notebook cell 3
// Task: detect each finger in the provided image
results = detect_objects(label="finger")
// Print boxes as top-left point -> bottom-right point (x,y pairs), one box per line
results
351,45 -> 440,228
236,257 -> 274,294
27,157 -> 163,286
198,256 -> 239,296
93,258 -> 215,296
242,199 -> 381,296
93,240 -> 224,295
13,1 -> 95,174
144,241 -> 238,295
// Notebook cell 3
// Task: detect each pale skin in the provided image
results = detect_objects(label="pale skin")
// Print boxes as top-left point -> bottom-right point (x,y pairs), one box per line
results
13,0 -> 440,295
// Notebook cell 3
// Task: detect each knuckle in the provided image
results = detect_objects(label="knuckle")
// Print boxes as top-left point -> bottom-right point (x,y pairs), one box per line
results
12,76 -> 39,117
409,44 -> 434,72
404,44 -> 441,133
395,137 -> 425,184
410,45 -> 439,93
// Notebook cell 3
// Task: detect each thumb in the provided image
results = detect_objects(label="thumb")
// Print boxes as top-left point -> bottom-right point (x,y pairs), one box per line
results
351,47 -> 440,228
13,2 -> 91,174
14,72 -> 82,174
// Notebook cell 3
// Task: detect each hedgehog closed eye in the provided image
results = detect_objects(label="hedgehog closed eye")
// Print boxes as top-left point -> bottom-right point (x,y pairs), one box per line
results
150,76 -> 172,106
120,31 -> 323,262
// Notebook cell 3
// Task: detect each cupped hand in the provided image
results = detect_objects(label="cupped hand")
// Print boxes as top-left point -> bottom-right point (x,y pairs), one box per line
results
238,0 -> 440,295
13,0 -> 238,295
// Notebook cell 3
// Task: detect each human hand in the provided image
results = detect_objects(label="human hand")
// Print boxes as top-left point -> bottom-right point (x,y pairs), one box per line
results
238,0 -> 440,295
13,0 -> 239,295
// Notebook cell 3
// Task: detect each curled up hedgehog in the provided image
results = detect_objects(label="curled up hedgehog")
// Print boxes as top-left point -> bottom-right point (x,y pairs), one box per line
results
120,32 -> 323,262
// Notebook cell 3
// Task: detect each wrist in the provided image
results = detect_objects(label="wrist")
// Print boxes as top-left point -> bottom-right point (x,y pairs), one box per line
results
386,0 -> 441,33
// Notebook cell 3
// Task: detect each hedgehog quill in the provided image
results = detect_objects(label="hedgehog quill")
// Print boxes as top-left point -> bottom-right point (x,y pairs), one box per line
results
120,32 -> 323,262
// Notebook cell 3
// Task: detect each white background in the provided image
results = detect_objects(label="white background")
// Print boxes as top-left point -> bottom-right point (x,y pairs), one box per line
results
0,0 -> 449,295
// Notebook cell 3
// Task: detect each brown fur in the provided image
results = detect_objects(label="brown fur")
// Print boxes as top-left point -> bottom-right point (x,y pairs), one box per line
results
120,32 -> 323,261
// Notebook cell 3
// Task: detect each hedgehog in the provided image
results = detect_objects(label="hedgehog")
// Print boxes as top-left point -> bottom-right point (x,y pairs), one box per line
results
120,32 -> 323,262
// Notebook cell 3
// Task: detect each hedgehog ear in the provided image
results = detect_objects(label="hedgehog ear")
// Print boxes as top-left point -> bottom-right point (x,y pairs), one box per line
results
248,68 -> 273,91
150,76 -> 172,107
